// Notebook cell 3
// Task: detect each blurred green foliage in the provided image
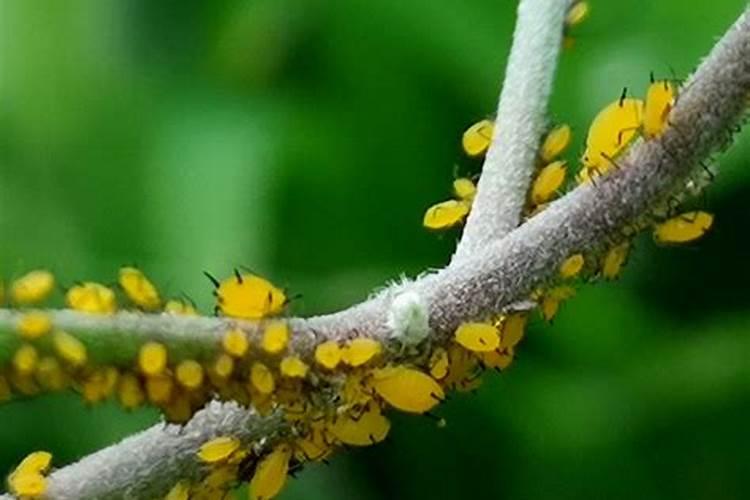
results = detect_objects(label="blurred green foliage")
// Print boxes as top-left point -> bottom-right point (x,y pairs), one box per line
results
1,1 -> 749,498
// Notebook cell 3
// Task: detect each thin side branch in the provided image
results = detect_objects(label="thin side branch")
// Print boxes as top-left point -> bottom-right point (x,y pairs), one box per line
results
452,0 -> 571,263
1,5 -> 749,500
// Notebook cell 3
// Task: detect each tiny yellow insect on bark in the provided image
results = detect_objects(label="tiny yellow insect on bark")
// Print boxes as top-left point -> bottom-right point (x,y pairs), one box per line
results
164,298 -> 197,316
138,341 -> 168,376
559,253 -> 585,279
279,356 -> 309,378
341,338 -> 382,367
423,200 -> 470,230
52,331 -> 87,367
262,321 -> 290,355
222,328 -> 249,358
36,357 -> 67,391
643,77 -> 676,139
176,360 -> 204,390
462,119 -> 495,157
499,313 -> 528,349
66,282 -> 117,314
197,436 -> 241,464
118,373 -> 145,409
565,1 -> 589,27
602,241 -> 631,280
314,340 -> 342,370
10,270 -> 55,306
16,312 -> 52,340
164,480 -> 190,500
328,405 -> 391,446
250,444 -> 292,500
213,353 -> 234,379
452,177 -> 477,202
213,272 -> 287,320
582,95 -> 644,174
531,160 -> 567,205
118,266 -> 162,311
540,124 -> 572,163
653,211 -> 714,244
479,347 -> 515,370
428,348 -> 450,380
454,322 -> 500,352
369,366 -> 444,414
250,362 -> 275,395
145,374 -> 174,404
12,344 -> 38,375
540,286 -> 576,322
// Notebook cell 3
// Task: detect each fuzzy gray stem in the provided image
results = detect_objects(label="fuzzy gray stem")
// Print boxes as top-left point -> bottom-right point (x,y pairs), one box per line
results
452,0 -> 571,263
2,5 -> 749,500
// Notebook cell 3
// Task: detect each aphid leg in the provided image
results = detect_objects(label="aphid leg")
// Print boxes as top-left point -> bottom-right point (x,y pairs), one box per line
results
618,87 -> 628,107
233,268 -> 243,284
616,126 -> 639,146
203,271 -> 220,288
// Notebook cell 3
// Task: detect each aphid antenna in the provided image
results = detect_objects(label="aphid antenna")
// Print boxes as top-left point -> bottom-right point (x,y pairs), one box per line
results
233,268 -> 243,284
202,271 -> 220,288
618,87 -> 628,107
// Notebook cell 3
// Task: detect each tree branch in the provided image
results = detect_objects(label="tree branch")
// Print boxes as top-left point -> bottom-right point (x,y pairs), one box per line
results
2,4 -> 749,500
452,0 -> 571,263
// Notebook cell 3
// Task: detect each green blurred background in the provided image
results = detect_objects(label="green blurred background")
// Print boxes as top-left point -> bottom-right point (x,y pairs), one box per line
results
1,0 -> 749,498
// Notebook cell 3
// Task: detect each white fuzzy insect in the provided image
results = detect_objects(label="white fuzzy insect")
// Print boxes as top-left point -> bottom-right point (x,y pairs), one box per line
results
386,290 -> 430,347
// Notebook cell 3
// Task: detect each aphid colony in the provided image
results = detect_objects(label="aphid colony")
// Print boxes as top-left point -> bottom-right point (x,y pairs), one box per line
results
0,3 -> 719,498
422,13 -> 713,324
0,265 -> 530,499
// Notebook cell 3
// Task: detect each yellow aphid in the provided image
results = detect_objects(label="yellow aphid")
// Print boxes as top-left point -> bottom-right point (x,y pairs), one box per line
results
176,360 -> 204,390
81,367 -> 119,403
7,471 -> 46,497
66,282 -> 117,314
15,451 -> 52,475
261,321 -> 289,355
453,178 -> 477,202
197,436 -> 241,464
559,253 -> 585,278
250,362 -> 275,395
341,338 -> 382,367
138,341 -> 168,376
10,270 -> 55,305
582,95 -> 644,173
530,160 -> 567,205
462,119 -> 495,157
12,344 -> 38,375
164,298 -> 197,316
36,357 -> 67,391
295,425 -> 332,462
540,286 -> 576,322
442,345 -> 482,392
165,481 -> 191,500
602,241 -> 631,280
454,322 -> 500,352
540,124 -> 572,163
653,211 -> 714,244
279,356 -> 309,378
369,366 -> 444,413
643,77 -> 676,139
565,1 -> 589,27
52,331 -> 87,367
480,348 -> 514,370
499,313 -> 528,349
429,348 -> 450,380
118,373 -> 145,409
145,374 -> 174,404
16,312 -> 52,340
213,353 -> 234,379
250,444 -> 292,500
213,272 -> 287,320
328,406 -> 391,446
118,266 -> 161,311
314,340 -> 342,370
222,328 -> 249,358
423,200 -> 470,230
